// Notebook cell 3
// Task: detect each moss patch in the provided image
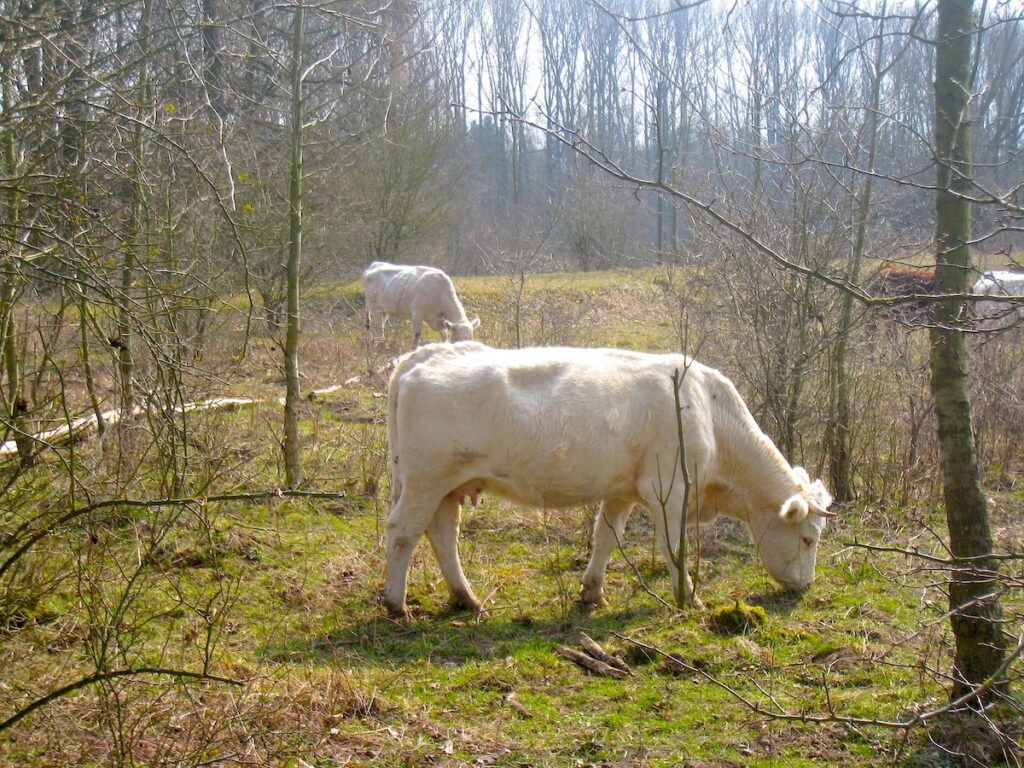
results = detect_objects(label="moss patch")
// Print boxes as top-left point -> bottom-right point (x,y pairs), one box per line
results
706,599 -> 769,635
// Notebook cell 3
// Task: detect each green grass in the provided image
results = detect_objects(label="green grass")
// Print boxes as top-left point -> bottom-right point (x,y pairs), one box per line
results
61,486 -> 951,764
0,477 -> 1004,765
2,266 -> 1021,767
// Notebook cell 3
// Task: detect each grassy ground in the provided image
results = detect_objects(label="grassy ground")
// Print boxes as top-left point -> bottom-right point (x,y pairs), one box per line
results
2,268 -> 1022,767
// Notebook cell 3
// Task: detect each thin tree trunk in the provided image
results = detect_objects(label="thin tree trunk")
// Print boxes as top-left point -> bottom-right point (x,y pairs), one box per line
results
283,0 -> 304,488
119,0 -> 153,425
828,11 -> 887,502
201,0 -> 225,119
931,0 -> 1006,704
77,268 -> 105,438
655,81 -> 668,261
0,275 -> 28,464
1,30 -> 32,466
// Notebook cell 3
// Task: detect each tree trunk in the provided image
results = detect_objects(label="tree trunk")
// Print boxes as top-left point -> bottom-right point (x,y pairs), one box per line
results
931,0 -> 1006,704
1,27 -> 33,466
655,80 -> 668,260
202,0 -> 226,119
282,0 -> 304,488
118,0 -> 153,430
827,12 -> 887,502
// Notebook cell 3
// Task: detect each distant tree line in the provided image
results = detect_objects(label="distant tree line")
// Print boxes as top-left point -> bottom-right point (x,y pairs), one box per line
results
3,0 -> 1022,296
430,0 -> 1024,273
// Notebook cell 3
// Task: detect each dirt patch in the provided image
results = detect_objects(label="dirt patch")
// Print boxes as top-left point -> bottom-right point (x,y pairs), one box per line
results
748,722 -> 853,763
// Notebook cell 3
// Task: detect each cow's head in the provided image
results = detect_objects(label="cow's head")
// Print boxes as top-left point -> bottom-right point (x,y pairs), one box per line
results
747,466 -> 833,591
445,316 -> 481,342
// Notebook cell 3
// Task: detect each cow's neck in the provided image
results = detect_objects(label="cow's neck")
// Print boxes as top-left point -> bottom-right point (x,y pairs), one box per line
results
443,290 -> 468,323
711,398 -> 799,518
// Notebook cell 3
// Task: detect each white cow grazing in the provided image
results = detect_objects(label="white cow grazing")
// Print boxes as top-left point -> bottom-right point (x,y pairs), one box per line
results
973,270 -> 1024,328
362,261 -> 480,348
383,343 -> 833,619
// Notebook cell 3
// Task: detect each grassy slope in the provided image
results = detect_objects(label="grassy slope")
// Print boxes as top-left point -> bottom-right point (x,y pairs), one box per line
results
3,268 -> 1020,767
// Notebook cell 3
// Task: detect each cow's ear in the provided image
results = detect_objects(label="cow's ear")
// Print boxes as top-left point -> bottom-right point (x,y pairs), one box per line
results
443,319 -> 453,331
807,479 -> 833,513
779,494 -> 809,524
471,316 -> 481,329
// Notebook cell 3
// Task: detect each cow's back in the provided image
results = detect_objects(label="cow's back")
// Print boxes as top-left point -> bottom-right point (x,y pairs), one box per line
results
365,264 -> 457,319
389,344 -> 723,507
406,269 -> 460,317
976,271 -> 1024,295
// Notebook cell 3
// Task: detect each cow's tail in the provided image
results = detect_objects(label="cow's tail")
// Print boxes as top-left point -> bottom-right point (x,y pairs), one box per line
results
386,344 -> 461,508
387,360 -> 403,512
381,348 -> 431,592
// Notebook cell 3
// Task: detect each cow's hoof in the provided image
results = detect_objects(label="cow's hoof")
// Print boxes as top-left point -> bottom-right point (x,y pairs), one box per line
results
578,582 -> 608,609
382,599 -> 411,621
450,592 -> 485,615
577,594 -> 609,611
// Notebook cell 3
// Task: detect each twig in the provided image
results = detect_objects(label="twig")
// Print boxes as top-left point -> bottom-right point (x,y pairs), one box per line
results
609,630 -> 1024,730
504,691 -> 532,718
0,667 -> 243,732
844,539 -> 1024,564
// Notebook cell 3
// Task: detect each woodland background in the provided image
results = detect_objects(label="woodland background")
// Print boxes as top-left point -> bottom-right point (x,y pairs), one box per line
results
2,0 -> 1024,765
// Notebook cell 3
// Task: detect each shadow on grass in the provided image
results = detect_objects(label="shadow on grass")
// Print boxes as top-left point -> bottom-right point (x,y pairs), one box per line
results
746,586 -> 805,617
266,601 -> 664,670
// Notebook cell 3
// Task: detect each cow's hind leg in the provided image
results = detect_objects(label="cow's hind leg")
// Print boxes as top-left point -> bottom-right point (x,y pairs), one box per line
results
580,499 -> 633,607
426,494 -> 483,613
367,310 -> 385,343
383,492 -> 443,619
410,314 -> 423,347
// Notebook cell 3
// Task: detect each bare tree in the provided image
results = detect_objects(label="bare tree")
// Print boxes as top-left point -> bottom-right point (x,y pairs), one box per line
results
282,0 -> 305,488
825,3 -> 914,502
930,0 -> 1006,703
0,34 -> 30,466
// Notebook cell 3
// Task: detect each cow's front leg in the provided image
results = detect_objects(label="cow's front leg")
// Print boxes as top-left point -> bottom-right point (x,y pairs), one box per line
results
580,499 -> 633,607
427,494 -> 483,614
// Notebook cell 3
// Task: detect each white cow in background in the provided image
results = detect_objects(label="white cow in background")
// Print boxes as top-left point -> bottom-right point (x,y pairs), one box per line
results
362,262 -> 480,348
973,270 -> 1024,329
382,342 -> 833,619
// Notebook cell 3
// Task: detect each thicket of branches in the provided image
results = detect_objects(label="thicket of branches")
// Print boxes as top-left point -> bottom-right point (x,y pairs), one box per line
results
2,0 -> 1024,762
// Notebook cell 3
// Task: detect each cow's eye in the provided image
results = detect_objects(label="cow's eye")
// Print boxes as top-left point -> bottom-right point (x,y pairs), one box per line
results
801,536 -> 814,547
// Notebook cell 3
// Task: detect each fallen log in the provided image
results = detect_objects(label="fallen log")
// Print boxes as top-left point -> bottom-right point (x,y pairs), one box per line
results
0,398 -> 260,458
0,381 -> 372,458
1,409 -> 121,458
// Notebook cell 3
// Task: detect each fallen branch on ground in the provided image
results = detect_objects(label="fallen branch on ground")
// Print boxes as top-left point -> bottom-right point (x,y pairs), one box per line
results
0,383 -> 375,458
557,644 -> 628,678
0,398 -> 260,458
579,632 -> 632,675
